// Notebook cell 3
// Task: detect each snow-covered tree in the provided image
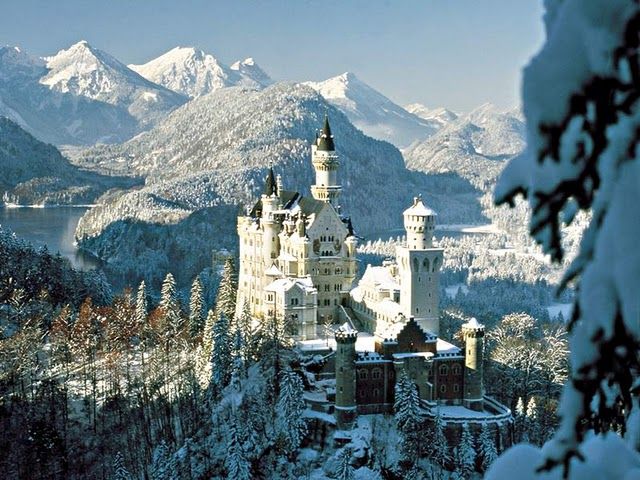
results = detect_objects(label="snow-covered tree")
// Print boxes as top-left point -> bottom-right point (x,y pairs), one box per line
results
111,451 -> 132,480
160,272 -> 182,336
394,370 -> 423,465
188,276 -> 204,338
525,397 -> 540,446
209,312 -> 232,397
225,422 -> 251,480
275,368 -> 307,456
429,409 -> 449,472
479,423 -> 498,472
335,447 -> 355,480
215,257 -> 237,322
457,422 -> 476,478
134,280 -> 147,330
490,0 -> 640,476
515,397 -> 526,441
150,442 -> 177,480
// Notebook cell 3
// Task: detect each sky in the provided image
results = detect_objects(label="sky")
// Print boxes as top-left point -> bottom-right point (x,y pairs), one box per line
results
0,0 -> 545,112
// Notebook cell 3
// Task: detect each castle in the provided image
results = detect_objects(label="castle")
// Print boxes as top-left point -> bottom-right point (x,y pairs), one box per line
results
237,116 -> 511,433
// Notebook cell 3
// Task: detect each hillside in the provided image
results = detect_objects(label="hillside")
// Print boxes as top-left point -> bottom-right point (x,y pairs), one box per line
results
0,117 -> 140,205
73,83 -> 484,285
305,72 -> 440,148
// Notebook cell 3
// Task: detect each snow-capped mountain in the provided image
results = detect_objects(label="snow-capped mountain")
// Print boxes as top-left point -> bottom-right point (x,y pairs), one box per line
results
129,47 -> 271,98
304,72 -> 440,148
230,57 -> 272,88
42,41 -> 186,127
0,42 -> 186,145
73,83 -> 483,281
404,103 -> 526,190
404,103 -> 458,129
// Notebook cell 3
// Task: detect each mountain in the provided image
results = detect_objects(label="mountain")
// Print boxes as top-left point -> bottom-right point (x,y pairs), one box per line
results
304,72 -> 440,148
0,116 -> 139,204
404,103 -> 458,128
72,83 -> 483,285
0,42 -> 186,145
42,41 -> 186,127
403,103 -> 526,191
129,47 -> 271,98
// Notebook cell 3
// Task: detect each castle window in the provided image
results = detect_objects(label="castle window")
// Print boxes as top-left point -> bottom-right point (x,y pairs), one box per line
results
439,364 -> 449,376
440,385 -> 447,394
358,369 -> 368,380
373,388 -> 380,398
372,368 -> 382,380
452,365 -> 461,375
453,384 -> 460,393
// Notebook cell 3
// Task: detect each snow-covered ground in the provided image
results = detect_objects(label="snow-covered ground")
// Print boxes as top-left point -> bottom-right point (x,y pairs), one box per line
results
546,303 -> 573,322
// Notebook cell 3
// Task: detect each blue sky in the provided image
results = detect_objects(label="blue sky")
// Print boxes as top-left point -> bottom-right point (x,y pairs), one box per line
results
0,0 -> 544,112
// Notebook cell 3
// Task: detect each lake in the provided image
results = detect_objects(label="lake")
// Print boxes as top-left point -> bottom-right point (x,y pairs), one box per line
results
0,206 -> 101,270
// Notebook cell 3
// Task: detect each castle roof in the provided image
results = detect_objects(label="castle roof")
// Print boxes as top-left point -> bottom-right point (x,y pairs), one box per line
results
264,166 -> 277,196
435,338 -> 462,357
249,190 -> 299,217
316,115 -> 335,151
265,276 -> 316,294
403,196 -> 437,217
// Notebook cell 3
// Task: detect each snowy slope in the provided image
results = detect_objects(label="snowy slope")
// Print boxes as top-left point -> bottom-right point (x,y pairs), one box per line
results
42,41 -> 186,127
404,103 -> 525,190
404,103 -> 458,129
305,72 -> 440,148
129,47 -> 271,98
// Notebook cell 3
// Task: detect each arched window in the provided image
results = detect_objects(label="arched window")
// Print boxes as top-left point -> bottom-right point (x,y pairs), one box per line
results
412,257 -> 419,272
372,368 -> 382,380
452,364 -> 461,375
358,369 -> 368,380
439,364 -> 449,376
422,258 -> 430,270
440,385 -> 447,394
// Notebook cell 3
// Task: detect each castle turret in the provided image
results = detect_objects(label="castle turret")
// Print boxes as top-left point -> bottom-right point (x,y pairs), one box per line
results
261,166 -> 281,268
462,317 -> 485,411
334,324 -> 357,429
396,196 -> 443,335
311,115 -> 341,205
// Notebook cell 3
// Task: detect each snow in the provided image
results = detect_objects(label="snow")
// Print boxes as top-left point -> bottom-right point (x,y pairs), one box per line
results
438,405 -> 497,419
486,433 -> 640,480
298,332 -> 376,352
402,196 -> 436,217
436,338 -> 462,355
445,283 -> 469,299
546,303 -> 573,321
462,317 -> 483,329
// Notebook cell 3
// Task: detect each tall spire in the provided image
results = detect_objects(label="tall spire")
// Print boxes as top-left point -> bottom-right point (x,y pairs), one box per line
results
317,114 -> 335,151
264,165 -> 277,196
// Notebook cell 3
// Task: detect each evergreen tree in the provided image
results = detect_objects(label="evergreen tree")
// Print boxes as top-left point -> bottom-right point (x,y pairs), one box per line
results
196,309 -> 217,390
335,447 -> 354,480
394,370 -> 423,465
188,276 -> 204,339
112,451 -> 132,480
525,396 -> 539,445
225,422 -> 251,480
515,397 -> 526,441
160,272 -> 182,337
215,257 -> 237,322
134,281 -> 147,330
457,422 -> 476,478
237,301 -> 255,361
479,423 -> 498,472
151,442 -> 178,480
275,368 -> 307,456
209,312 -> 232,397
429,409 -> 449,471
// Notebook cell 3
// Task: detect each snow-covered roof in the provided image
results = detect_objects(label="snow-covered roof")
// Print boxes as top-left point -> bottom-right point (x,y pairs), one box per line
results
277,251 -> 297,262
463,317 -> 485,330
436,338 -> 462,356
360,265 -> 400,291
403,196 -> 437,217
392,351 -> 434,360
265,276 -> 316,294
265,264 -> 283,276
336,321 -> 357,334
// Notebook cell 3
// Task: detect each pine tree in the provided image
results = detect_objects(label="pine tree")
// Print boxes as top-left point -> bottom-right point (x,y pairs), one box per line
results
225,422 -> 251,480
394,371 -> 421,431
515,397 -> 526,441
151,442 -> 178,480
479,423 -> 498,472
135,281 -> 148,332
237,301 -> 255,361
429,409 -> 449,471
275,368 -> 307,456
209,312 -> 232,397
457,422 -> 476,478
160,273 -> 182,337
189,276 -> 204,339
112,451 -> 132,480
335,447 -> 354,480
525,396 -> 539,445
215,257 -> 237,322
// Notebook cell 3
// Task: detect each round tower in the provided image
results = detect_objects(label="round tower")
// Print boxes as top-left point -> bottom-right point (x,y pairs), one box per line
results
311,115 -> 342,205
396,196 -> 443,335
462,317 -> 485,411
334,326 -> 358,429
261,166 -> 281,268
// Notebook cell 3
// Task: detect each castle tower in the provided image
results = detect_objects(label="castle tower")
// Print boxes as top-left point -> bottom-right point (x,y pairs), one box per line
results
310,115 -> 341,205
462,317 -> 485,411
261,166 -> 281,271
396,196 -> 443,335
334,325 -> 358,429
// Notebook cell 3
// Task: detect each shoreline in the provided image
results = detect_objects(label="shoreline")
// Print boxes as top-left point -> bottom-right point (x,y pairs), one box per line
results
1,203 -> 97,209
